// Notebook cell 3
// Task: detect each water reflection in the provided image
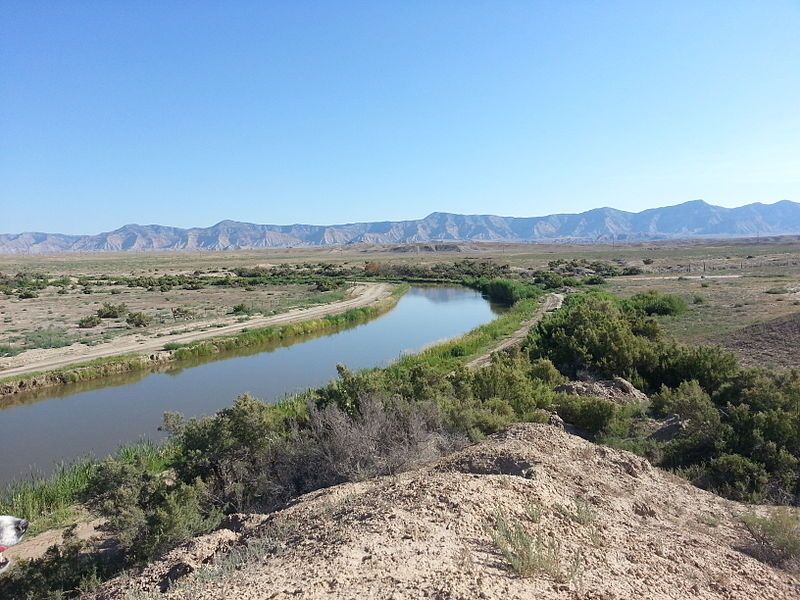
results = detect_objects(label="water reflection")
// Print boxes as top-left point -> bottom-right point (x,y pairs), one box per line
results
0,287 -> 502,482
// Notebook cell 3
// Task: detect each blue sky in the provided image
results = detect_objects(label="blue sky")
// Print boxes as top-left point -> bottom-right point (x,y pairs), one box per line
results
2,2 -> 799,234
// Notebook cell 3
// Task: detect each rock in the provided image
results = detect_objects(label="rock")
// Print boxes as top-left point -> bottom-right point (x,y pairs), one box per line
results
555,377 -> 648,405
441,450 -> 538,479
648,415 -> 686,442
548,413 -> 565,430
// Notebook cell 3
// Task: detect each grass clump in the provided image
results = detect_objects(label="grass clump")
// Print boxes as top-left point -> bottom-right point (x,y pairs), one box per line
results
0,343 -> 21,357
490,511 -> 582,582
554,498 -> 595,525
742,508 -> 800,570
231,303 -> 258,315
126,311 -> 153,327
25,327 -> 74,349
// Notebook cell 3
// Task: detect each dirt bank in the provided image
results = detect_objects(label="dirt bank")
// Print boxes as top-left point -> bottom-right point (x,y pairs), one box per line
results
0,283 -> 393,399
89,423 -> 799,599
466,292 -> 563,369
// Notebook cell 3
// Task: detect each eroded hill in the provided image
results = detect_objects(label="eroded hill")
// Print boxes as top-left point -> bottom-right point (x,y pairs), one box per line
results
89,424 -> 799,600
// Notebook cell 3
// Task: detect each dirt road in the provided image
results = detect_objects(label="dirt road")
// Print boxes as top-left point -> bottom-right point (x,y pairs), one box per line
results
0,283 -> 392,379
466,292 -> 563,369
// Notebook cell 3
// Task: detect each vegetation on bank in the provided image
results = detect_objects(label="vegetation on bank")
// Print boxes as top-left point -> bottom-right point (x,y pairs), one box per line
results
528,291 -> 800,505
4,272 -> 799,596
168,284 -> 409,362
0,441 -> 168,537
0,278 -> 548,597
0,284 -> 409,402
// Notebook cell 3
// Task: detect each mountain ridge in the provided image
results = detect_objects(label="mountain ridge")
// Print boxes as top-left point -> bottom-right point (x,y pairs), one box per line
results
3,199 -> 799,254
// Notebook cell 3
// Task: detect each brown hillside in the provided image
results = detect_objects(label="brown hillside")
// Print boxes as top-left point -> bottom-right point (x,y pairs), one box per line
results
90,424 -> 799,600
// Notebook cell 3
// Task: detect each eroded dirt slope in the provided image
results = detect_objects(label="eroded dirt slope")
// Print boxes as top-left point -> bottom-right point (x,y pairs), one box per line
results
90,424 -> 799,600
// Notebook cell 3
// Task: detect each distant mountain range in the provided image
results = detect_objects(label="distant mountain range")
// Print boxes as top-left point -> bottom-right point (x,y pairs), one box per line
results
2,200 -> 799,254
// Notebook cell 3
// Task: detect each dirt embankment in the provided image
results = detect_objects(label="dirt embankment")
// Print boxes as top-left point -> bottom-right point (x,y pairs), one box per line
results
89,423 -> 798,600
0,283 -> 392,399
466,293 -> 564,369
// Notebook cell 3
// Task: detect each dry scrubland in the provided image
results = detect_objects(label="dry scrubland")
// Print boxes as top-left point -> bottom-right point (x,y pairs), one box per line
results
0,257 -> 361,377
2,238 -> 800,598
3,236 -> 799,372
0,282 -> 346,352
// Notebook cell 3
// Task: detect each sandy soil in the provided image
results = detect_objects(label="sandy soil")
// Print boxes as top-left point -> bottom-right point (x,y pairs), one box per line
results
466,293 -> 563,369
89,423 -> 800,599
719,311 -> 800,369
0,283 -> 391,378
4,518 -> 105,563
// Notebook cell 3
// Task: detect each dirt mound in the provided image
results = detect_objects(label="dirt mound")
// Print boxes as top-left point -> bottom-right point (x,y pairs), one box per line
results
88,424 -> 798,600
555,377 -> 649,405
719,311 -> 800,369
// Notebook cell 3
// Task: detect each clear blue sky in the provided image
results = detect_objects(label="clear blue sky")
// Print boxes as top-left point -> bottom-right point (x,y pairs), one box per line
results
2,2 -> 799,234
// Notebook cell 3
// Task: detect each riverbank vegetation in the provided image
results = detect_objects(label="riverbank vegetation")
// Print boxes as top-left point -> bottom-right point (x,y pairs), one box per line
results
2,262 -> 800,596
0,284 -> 409,401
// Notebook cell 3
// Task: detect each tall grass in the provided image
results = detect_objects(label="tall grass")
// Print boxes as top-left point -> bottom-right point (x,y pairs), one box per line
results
0,462 -> 94,534
489,510 -> 583,582
24,327 -> 75,349
0,440 -> 169,534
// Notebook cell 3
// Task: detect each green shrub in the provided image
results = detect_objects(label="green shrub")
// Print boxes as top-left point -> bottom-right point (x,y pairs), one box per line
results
742,508 -> 800,569
555,395 -> 618,435
623,290 -> 687,316
0,528 -> 120,598
704,454 -> 768,501
651,381 -> 719,429
581,275 -> 605,285
87,458 -> 221,562
126,311 -> 152,327
530,293 -> 646,379
97,302 -> 128,318
78,315 -> 102,328
17,289 -> 39,299
528,358 -> 567,386
643,343 -> 739,395
468,277 -> 540,304
532,271 -> 565,289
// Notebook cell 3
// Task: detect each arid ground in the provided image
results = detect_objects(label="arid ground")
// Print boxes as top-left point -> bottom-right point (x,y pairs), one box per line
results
3,236 -> 799,374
